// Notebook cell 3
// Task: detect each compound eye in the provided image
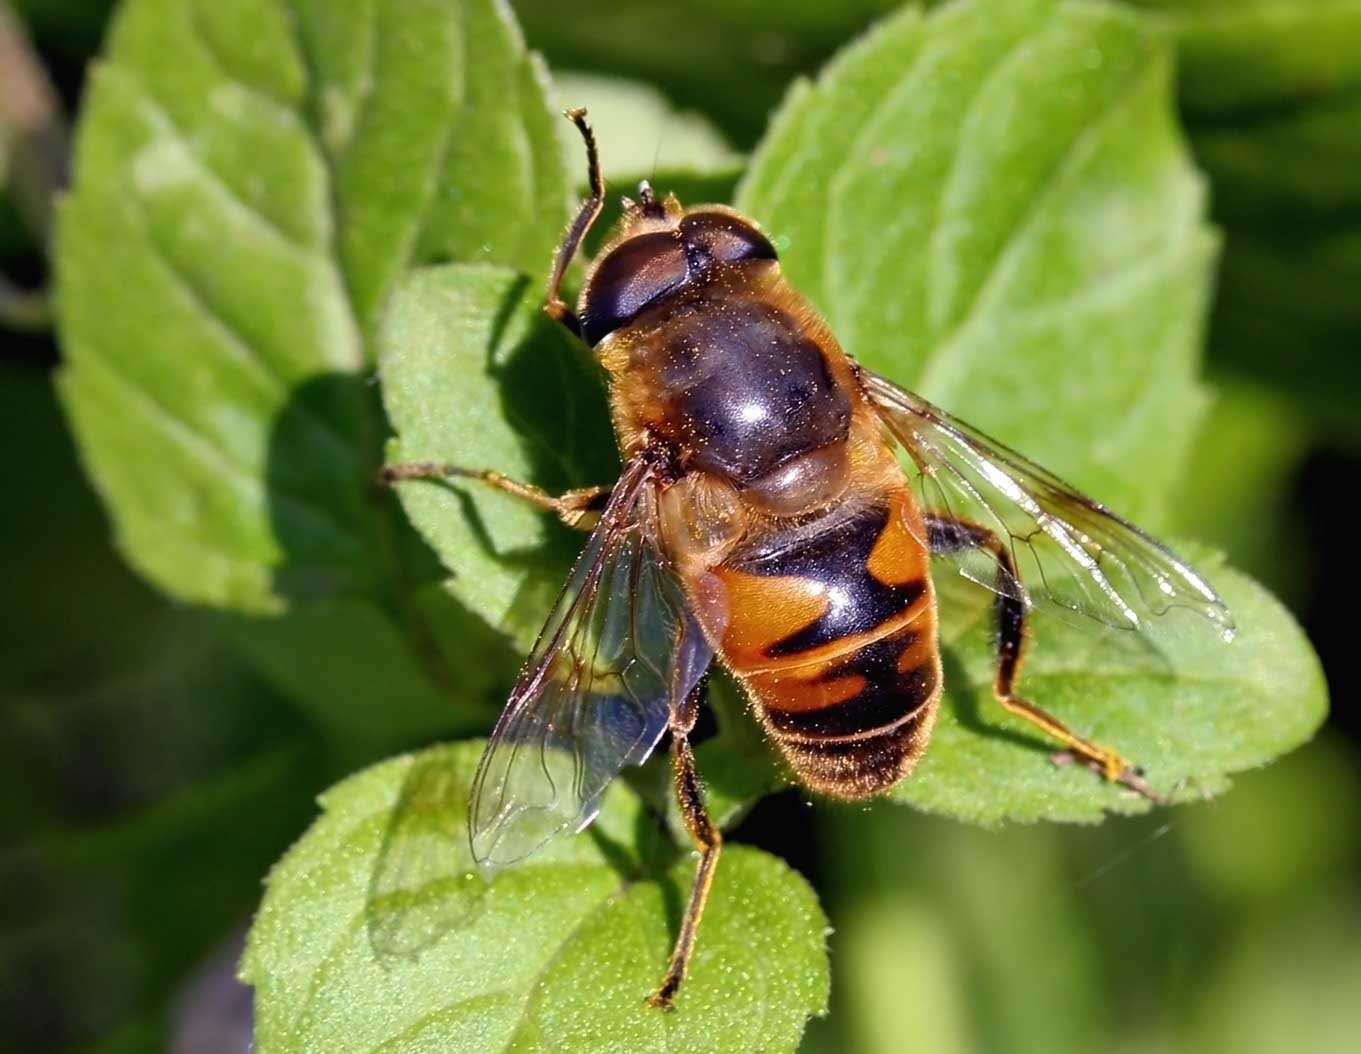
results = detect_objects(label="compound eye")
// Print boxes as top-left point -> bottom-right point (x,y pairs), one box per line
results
581,232 -> 688,345
679,211 -> 777,265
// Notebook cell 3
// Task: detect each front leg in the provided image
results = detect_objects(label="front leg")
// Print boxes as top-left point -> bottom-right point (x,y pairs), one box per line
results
924,514 -> 1161,802
378,462 -> 610,530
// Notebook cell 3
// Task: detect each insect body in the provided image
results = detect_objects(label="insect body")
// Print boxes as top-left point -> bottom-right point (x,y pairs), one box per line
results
596,200 -> 944,801
381,110 -> 1233,1009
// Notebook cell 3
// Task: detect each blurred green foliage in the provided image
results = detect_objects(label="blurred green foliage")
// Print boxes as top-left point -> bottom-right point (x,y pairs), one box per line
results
1,1 -> 1353,1051
1128,0 -> 1361,443
0,362 -> 326,1049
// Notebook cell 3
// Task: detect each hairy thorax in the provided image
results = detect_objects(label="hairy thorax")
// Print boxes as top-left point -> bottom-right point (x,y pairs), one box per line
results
604,264 -> 865,521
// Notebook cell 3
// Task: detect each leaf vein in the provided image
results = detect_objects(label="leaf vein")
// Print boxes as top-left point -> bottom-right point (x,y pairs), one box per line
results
501,877 -> 638,1049
185,0 -> 300,118
132,201 -> 358,465
335,0 -> 381,167
917,51 -> 1161,393
117,68 -> 314,256
924,24 -> 1059,334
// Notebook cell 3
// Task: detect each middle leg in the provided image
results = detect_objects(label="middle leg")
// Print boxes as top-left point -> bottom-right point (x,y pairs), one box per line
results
925,514 -> 1161,802
647,676 -> 721,1011
378,462 -> 610,530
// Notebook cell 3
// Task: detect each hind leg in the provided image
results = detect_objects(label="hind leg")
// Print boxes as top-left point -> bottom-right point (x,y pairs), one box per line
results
925,514 -> 1160,802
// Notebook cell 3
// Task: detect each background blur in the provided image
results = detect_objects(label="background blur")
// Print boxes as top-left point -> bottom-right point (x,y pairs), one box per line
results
3,1 -> 1357,1051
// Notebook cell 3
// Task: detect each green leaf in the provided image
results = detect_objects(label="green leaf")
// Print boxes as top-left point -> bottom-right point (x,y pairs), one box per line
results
54,0 -> 567,743
242,742 -> 830,1052
733,0 -> 1325,820
892,557 -> 1326,822
379,263 -> 616,648
738,0 -> 1213,525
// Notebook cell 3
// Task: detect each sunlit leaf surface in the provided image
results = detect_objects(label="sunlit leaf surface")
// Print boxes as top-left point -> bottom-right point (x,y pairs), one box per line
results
242,743 -> 829,1053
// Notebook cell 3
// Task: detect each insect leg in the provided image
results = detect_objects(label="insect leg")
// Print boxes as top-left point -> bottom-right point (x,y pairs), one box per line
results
924,514 -> 1162,802
544,108 -> 605,335
647,676 -> 721,1011
378,463 -> 610,530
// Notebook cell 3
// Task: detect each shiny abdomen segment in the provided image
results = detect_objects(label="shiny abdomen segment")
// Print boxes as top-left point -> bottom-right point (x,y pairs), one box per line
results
701,491 -> 943,798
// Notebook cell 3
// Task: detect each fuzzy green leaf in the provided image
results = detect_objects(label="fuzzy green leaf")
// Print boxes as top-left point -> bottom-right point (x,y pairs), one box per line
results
241,742 -> 829,1053
893,557 -> 1326,822
54,0 -> 567,741
56,0 -> 565,611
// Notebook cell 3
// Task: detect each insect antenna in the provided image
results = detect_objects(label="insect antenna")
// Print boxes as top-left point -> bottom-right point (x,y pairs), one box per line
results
545,107 -> 605,331
648,116 -> 666,186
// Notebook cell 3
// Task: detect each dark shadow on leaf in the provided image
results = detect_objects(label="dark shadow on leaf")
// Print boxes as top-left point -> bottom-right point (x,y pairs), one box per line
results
655,858 -> 685,954
937,645 -> 1045,753
486,272 -> 532,356
367,751 -> 488,963
485,278 -> 618,498
254,372 -> 518,755
385,274 -> 617,583
585,813 -> 651,880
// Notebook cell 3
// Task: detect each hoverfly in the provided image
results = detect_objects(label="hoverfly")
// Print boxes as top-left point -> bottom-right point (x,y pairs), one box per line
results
380,109 -> 1234,1009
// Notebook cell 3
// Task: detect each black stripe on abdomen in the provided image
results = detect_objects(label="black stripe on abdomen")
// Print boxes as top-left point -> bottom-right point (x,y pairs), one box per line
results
730,503 -> 924,659
766,625 -> 937,739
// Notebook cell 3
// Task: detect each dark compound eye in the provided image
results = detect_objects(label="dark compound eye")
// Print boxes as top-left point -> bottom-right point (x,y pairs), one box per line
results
579,213 -> 778,346
679,212 -> 777,266
580,232 -> 688,345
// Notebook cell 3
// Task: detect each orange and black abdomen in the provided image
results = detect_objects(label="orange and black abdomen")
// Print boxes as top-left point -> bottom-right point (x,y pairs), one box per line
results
711,489 -> 942,799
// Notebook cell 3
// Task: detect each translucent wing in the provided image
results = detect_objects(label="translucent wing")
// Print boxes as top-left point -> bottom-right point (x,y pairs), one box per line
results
862,370 -> 1234,640
469,454 -> 713,871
